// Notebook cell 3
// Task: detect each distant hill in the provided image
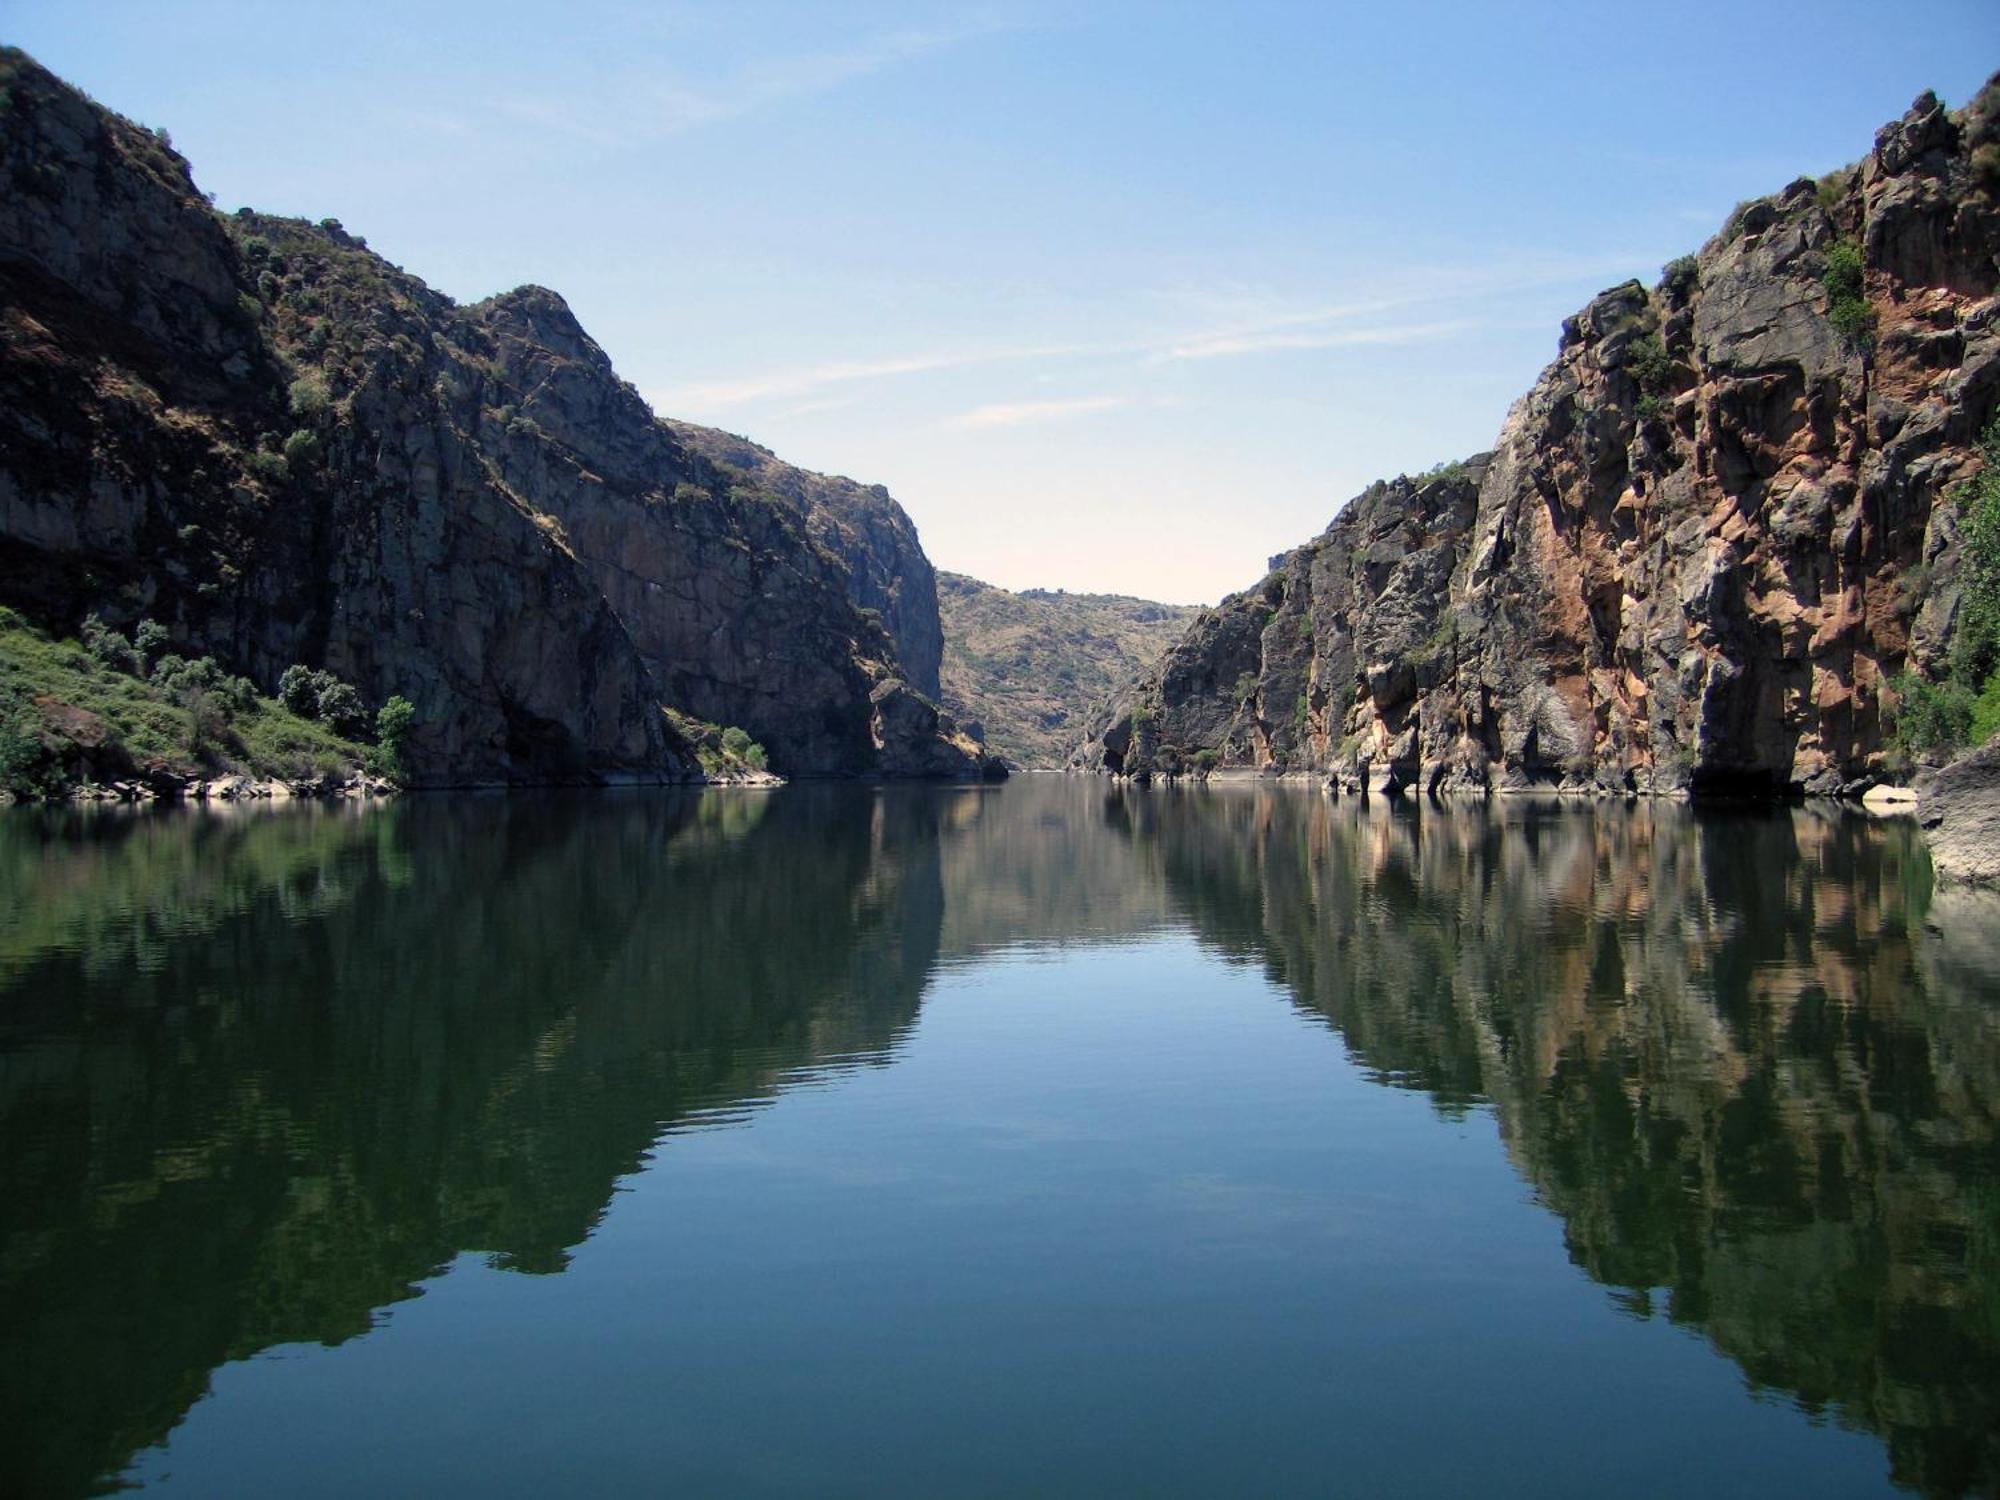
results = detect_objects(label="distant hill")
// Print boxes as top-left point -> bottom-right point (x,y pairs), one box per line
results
937,573 -> 1198,768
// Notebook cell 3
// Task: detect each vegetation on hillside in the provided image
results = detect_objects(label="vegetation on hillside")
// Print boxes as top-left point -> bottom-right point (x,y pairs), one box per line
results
0,608 -> 400,798
662,708 -> 771,778
936,573 -> 1198,768
1893,415 -> 2000,758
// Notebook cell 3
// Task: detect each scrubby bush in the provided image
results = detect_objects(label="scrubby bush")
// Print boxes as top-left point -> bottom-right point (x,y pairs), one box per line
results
1822,240 -> 1874,352
743,743 -> 769,772
288,374 -> 331,419
376,694 -> 415,752
1626,333 -> 1672,394
1661,255 -> 1699,299
133,619 -> 170,671
0,684 -> 47,795
1893,672 -> 1973,752
244,449 -> 288,485
282,428 -> 321,468
81,613 -> 136,672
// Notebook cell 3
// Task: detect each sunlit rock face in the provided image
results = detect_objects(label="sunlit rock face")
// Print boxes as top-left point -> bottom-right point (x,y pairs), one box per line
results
1081,81 -> 2000,797
0,50 -> 985,782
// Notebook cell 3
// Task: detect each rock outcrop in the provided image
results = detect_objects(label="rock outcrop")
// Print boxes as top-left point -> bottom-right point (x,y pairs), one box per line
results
0,50 -> 985,783
665,422 -> 946,701
1921,738 -> 2000,881
1079,81 -> 2000,797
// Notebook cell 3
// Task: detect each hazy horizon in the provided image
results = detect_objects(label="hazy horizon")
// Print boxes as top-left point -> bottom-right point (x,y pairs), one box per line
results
11,1 -> 1996,604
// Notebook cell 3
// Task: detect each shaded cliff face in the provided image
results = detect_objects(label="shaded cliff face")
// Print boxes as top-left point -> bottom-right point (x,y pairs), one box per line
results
0,52 -> 980,781
665,421 -> 945,701
937,571 -> 1200,767
1082,83 -> 2000,795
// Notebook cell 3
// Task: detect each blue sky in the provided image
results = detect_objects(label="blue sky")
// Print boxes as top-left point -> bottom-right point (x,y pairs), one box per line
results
12,2 -> 1997,603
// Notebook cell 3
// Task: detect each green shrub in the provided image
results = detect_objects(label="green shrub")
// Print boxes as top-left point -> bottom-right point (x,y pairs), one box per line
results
278,665 -> 320,716
376,694 -> 415,752
288,373 -> 331,419
0,684 -> 48,795
1971,673 -> 2000,749
1822,240 -> 1874,352
282,428 -> 321,467
1626,333 -> 1672,394
1893,672 -> 1972,752
1661,255 -> 1699,299
1410,458 -> 1469,486
316,680 -> 364,734
1193,748 -> 1220,773
244,449 -> 288,485
81,613 -> 136,672
720,725 -> 753,756
744,744 -> 769,772
133,619 -> 169,671
1953,421 -> 2000,688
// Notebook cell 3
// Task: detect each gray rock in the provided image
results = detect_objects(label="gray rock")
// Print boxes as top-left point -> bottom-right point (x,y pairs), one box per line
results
1920,741 -> 2000,884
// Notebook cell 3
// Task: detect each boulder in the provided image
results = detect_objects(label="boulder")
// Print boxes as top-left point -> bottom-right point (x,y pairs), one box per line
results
1920,741 -> 2000,884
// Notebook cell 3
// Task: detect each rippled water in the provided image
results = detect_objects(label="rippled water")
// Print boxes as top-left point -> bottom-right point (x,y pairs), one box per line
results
1,780 -> 1996,1497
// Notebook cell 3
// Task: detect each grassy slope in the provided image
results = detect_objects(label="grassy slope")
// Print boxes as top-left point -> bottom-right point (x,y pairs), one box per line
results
936,573 -> 1198,768
0,607 -> 368,794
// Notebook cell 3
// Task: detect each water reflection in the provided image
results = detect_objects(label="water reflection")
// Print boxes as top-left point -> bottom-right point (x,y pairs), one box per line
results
1113,786 -> 2000,1497
0,790 -> 944,1497
0,782 -> 1995,1496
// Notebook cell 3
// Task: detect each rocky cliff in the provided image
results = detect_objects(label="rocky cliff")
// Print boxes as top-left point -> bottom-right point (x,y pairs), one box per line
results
935,572 -> 1197,767
0,51 -> 984,784
1079,82 -> 2000,796
664,421 -> 946,701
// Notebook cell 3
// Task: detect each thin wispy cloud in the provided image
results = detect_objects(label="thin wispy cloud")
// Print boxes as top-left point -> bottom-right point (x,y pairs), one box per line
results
648,249 -> 1653,417
648,339 -> 1102,410
946,395 -> 1130,430
485,20 -> 1009,146
1163,318 -> 1473,361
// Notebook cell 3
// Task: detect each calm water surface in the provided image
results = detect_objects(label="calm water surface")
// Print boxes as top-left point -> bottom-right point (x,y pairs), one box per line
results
2,780 -> 1997,1497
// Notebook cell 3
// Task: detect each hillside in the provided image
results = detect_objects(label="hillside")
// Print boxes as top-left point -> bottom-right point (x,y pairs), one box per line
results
1077,82 -> 2000,797
0,50 -> 988,788
936,573 -> 1196,768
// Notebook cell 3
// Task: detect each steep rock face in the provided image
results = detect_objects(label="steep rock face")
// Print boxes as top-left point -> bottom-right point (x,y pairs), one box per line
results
0,51 -> 981,782
1081,83 -> 2000,795
665,421 -> 945,700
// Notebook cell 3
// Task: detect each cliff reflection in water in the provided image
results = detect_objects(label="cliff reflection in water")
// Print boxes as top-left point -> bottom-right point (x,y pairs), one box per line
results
0,790 -> 948,1497
1117,786 -> 2000,1498
0,782 -> 1995,1497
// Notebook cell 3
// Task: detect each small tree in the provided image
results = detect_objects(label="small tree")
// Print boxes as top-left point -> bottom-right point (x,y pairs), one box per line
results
278,665 -> 321,717
375,694 -> 416,770
316,680 -> 364,735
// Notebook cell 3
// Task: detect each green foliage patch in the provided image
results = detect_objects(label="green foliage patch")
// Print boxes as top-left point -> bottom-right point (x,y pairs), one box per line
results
1892,417 -> 2000,757
0,609 -> 380,795
1822,240 -> 1875,353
